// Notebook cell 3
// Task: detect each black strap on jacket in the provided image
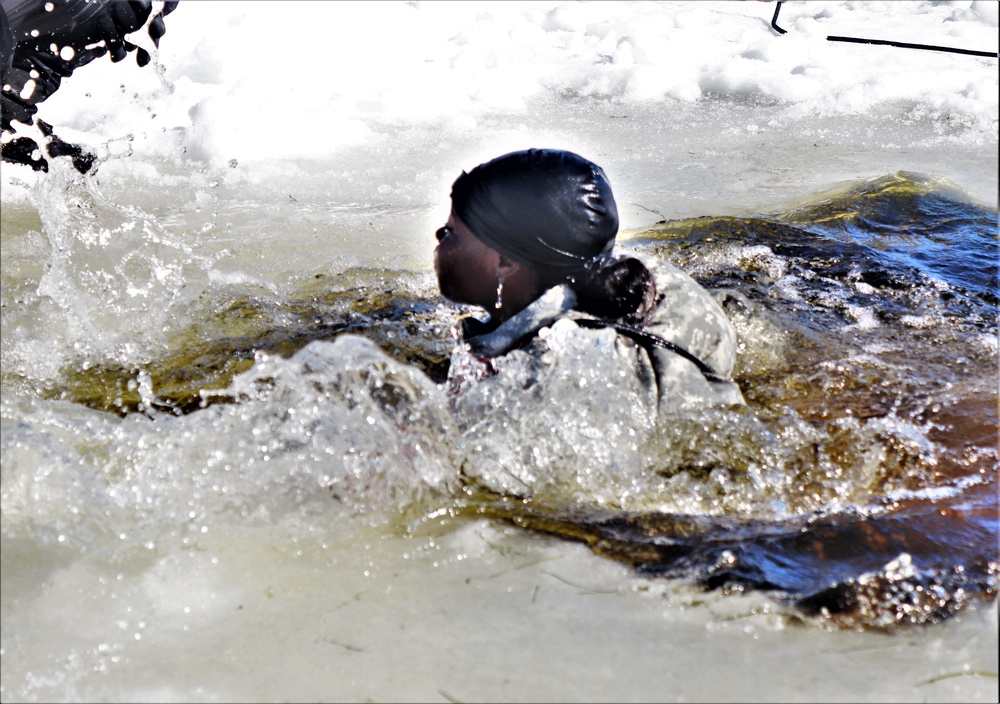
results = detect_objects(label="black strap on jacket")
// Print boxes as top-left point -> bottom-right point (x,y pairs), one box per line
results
574,318 -> 729,384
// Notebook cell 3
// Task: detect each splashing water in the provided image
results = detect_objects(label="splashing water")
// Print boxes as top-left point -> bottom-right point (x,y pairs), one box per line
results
4,168 -> 996,636
2,2 -> 998,700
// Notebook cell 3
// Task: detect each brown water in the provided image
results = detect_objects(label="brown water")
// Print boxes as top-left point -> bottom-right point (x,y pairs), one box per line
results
7,171 -> 994,632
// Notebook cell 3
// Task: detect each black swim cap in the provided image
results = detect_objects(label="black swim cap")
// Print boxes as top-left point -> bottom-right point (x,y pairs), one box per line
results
450,149 -> 619,271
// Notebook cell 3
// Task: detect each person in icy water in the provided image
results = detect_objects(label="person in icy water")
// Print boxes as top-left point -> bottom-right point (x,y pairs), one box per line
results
434,148 -> 744,414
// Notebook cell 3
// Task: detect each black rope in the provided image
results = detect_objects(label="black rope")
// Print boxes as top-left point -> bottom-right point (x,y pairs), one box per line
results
770,1 -> 997,58
826,35 -> 996,58
574,318 -> 729,384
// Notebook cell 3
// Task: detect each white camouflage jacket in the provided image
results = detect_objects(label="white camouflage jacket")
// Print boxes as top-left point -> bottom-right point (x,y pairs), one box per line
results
450,253 -> 745,416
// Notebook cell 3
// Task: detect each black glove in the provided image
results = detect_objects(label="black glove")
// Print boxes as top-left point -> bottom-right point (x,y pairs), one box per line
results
1,0 -> 177,172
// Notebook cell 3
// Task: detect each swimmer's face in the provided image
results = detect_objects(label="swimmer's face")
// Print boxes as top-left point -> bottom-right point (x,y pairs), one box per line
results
434,211 -> 501,310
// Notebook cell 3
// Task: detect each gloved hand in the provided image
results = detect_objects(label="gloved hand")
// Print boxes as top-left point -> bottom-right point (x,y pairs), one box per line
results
0,0 -> 177,171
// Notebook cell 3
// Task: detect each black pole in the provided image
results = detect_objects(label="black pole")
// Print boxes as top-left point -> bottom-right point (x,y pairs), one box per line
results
771,1 -> 787,35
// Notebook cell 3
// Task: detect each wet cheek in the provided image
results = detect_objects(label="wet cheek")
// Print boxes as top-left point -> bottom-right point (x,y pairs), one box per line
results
434,250 -> 455,296
435,241 -> 452,270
